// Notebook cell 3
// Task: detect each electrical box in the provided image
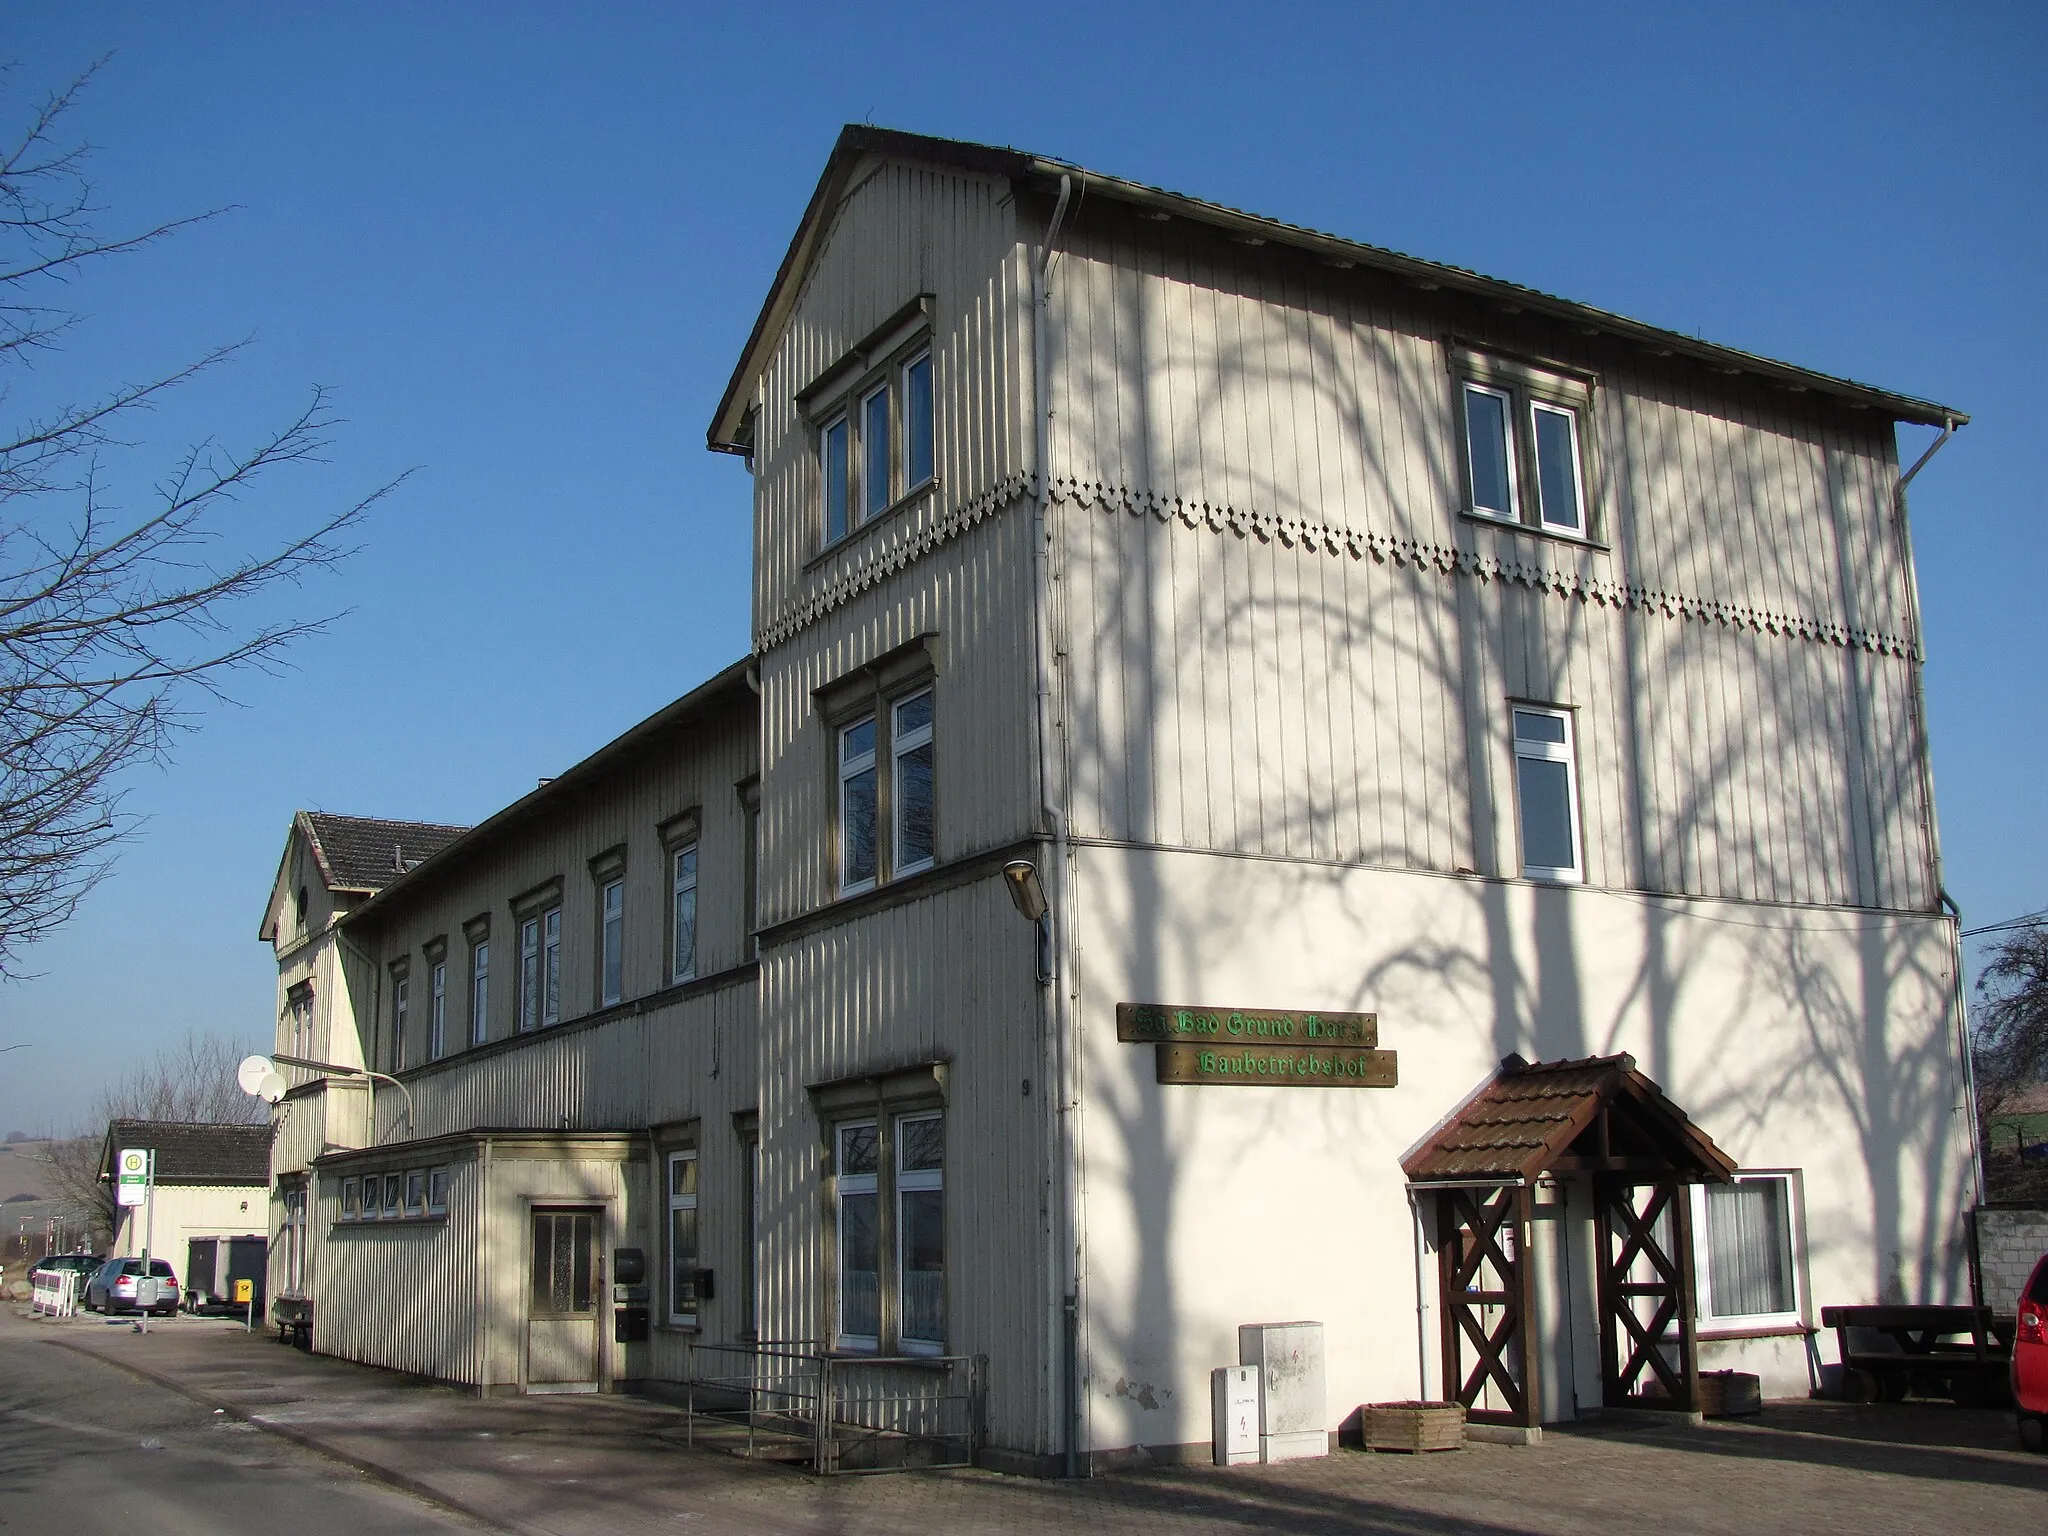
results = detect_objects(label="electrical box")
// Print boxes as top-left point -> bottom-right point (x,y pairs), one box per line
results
1212,1364 -> 1260,1466
1239,1321 -> 1327,1463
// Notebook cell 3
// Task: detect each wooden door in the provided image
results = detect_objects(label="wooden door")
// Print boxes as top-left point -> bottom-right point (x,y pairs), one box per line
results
526,1208 -> 602,1393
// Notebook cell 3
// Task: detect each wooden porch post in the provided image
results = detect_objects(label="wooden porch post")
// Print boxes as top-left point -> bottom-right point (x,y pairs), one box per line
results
1513,1183 -> 1540,1429
1671,1179 -> 1702,1413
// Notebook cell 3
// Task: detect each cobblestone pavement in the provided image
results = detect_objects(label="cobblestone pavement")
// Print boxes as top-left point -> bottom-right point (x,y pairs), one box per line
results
11,1306 -> 2048,1535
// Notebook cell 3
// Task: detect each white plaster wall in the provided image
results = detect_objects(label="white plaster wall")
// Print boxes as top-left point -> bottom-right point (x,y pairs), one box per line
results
1069,845 -> 1973,1451
115,1185 -> 266,1264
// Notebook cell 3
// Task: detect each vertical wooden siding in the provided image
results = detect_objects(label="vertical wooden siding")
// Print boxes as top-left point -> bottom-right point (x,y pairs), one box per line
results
757,511 -> 1037,926
1047,223 -> 1915,640
315,1156 -> 485,1383
359,696 -> 758,1074
747,156 -> 1033,642
1046,220 -> 1935,912
756,876 -> 1051,1453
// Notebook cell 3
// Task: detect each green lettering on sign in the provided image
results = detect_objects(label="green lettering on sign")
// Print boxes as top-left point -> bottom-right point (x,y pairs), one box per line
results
1116,1002 -> 1376,1047
1155,1043 -> 1398,1088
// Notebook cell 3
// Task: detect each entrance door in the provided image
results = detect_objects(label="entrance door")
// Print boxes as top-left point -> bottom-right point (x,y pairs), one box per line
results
526,1208 -> 602,1393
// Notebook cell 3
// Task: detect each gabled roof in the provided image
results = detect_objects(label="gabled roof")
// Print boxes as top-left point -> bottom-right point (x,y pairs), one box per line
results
99,1121 -> 272,1189
709,126 -> 1963,452
1401,1053 -> 1737,1185
259,811 -> 471,942
302,812 -> 470,894
340,657 -> 756,931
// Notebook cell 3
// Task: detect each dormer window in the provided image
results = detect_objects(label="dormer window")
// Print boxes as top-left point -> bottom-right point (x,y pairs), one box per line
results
805,298 -> 937,551
819,346 -> 933,546
1456,349 -> 1596,541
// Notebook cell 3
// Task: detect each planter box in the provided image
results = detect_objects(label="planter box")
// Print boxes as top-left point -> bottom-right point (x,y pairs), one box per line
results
1698,1371 -> 1763,1418
1360,1400 -> 1465,1452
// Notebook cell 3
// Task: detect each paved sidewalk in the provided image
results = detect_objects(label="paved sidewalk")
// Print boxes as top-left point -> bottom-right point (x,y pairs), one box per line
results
14,1307 -> 2048,1535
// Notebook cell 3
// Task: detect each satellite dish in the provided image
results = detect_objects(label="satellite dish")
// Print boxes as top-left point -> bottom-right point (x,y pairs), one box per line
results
237,1055 -> 278,1097
258,1072 -> 288,1104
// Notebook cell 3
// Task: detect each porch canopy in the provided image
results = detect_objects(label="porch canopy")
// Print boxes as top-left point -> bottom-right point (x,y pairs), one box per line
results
1403,1053 -> 1737,1428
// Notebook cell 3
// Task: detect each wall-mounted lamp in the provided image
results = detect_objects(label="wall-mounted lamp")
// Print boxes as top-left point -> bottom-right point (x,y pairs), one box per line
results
1002,860 -> 1048,923
1002,860 -> 1053,984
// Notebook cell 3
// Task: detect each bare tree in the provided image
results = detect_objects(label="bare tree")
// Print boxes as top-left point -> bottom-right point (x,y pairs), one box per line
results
1974,922 -> 2048,1119
29,1028 -> 267,1248
1,62 -> 399,977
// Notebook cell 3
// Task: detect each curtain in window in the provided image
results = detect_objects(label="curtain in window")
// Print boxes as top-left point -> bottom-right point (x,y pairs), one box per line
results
1706,1179 -> 1792,1317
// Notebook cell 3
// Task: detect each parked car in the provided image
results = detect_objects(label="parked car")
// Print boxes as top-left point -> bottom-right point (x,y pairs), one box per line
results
2016,1252 -> 2048,1452
85,1257 -> 178,1317
29,1253 -> 103,1288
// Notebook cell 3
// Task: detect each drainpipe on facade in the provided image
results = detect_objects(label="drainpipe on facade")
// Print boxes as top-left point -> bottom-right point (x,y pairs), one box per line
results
1890,418 -> 1983,1216
1030,170 -> 1077,1478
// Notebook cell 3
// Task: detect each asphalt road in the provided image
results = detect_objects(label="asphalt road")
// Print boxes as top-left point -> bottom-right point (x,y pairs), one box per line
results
0,1314 -> 484,1534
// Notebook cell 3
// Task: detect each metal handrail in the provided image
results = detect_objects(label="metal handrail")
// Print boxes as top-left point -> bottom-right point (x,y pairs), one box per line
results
675,1338 -> 985,1474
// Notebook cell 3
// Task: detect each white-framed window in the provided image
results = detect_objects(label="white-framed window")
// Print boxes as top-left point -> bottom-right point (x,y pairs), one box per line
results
469,939 -> 490,1046
896,1113 -> 945,1354
1512,705 -> 1583,883
892,688 -> 935,876
390,967 -> 410,1073
382,1171 -> 403,1218
835,1120 -> 881,1350
427,1166 -> 450,1216
832,1112 -> 945,1354
1692,1172 -> 1803,1331
822,413 -> 852,544
517,906 -> 562,1031
599,878 -> 624,1006
404,1169 -> 426,1217
280,1183 -> 308,1292
284,981 -> 314,1058
429,960 -> 447,1061
836,684 -> 937,897
519,916 -> 540,1032
1463,381 -> 1518,520
839,716 -> 880,894
667,1149 -> 700,1327
1458,354 -> 1593,538
671,844 -> 698,984
819,345 -> 936,548
340,1177 -> 360,1221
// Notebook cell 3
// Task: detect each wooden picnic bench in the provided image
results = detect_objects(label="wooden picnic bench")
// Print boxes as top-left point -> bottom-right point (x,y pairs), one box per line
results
1819,1303 -> 2013,1406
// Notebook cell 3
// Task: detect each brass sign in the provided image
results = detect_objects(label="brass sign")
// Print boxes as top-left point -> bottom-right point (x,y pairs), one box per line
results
1156,1043 -> 1399,1088
1116,1002 -> 1377,1047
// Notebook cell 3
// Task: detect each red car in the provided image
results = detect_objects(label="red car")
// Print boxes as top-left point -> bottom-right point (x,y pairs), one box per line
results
2017,1252 -> 2048,1452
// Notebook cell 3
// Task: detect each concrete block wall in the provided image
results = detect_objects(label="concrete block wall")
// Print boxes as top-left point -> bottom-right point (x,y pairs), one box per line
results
1975,1207 -> 2048,1313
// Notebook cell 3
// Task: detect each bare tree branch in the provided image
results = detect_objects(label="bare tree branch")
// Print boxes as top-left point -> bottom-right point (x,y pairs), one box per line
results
0,60 -> 396,977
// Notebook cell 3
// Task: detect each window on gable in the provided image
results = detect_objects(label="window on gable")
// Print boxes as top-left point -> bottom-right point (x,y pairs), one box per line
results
1512,705 -> 1583,884
1457,351 -> 1594,538
816,338 -> 935,550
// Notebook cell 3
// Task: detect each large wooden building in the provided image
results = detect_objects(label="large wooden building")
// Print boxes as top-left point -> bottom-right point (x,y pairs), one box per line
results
263,128 -> 1975,1469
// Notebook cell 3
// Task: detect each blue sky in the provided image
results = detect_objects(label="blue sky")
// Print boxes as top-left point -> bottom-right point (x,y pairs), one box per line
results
2,3 -> 2042,1133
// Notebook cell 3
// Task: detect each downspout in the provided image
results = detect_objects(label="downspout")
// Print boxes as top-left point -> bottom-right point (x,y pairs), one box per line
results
1030,171 -> 1076,1477
479,1134 -> 494,1396
1891,419 -> 1982,1213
